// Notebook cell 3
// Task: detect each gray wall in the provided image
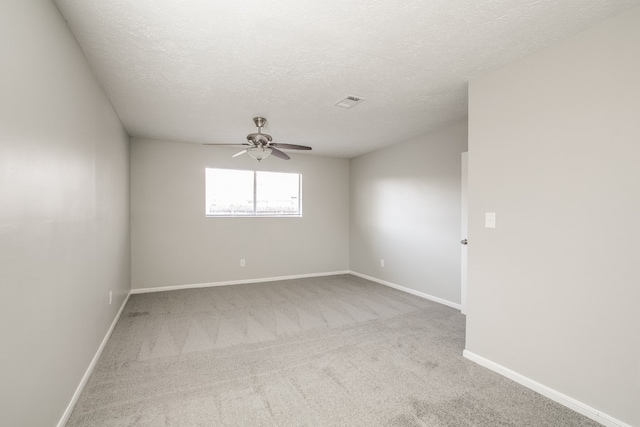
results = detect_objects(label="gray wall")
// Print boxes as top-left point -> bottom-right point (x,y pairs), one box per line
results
0,1 -> 130,426
466,7 -> 640,426
131,138 -> 349,290
350,121 -> 468,305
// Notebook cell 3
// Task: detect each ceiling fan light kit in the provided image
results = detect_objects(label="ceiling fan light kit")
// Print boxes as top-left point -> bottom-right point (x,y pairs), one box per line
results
247,146 -> 273,161
204,117 -> 312,162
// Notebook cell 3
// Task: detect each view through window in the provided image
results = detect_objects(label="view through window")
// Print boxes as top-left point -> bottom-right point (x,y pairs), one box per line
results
205,168 -> 301,217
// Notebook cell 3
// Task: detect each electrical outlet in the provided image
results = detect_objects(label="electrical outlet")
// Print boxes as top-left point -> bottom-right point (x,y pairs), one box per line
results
380,259 -> 385,267
240,259 -> 246,267
109,290 -> 112,305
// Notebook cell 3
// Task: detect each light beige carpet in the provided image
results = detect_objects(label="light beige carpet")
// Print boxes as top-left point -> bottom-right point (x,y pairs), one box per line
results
67,274 -> 599,426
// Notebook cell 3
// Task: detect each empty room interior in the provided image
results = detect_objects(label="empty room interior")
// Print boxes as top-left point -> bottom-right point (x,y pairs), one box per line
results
2,1 -> 640,426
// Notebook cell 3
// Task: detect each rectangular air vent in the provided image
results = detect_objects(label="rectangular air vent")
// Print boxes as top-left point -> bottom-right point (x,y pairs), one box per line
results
334,95 -> 365,109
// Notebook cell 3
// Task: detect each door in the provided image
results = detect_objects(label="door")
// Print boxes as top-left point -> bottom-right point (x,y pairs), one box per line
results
461,152 -> 468,314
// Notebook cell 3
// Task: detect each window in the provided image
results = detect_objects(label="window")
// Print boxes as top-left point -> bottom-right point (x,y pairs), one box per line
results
205,168 -> 301,217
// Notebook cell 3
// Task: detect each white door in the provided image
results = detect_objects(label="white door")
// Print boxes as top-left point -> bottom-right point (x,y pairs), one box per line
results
461,152 -> 468,314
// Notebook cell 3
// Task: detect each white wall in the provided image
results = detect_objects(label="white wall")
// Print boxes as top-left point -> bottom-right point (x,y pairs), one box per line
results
350,121 -> 468,306
131,138 -> 349,290
0,1 -> 130,426
466,7 -> 640,426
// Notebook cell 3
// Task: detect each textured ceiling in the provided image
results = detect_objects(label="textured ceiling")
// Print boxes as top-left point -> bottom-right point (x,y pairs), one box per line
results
54,0 -> 639,158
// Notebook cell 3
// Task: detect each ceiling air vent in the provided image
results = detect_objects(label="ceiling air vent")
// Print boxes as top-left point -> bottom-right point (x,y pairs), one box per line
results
334,95 -> 365,109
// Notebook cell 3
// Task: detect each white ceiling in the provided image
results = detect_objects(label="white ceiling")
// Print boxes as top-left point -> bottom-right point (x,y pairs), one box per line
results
54,0 -> 639,158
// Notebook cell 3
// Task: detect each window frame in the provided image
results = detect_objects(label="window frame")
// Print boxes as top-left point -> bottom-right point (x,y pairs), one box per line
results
205,168 -> 302,218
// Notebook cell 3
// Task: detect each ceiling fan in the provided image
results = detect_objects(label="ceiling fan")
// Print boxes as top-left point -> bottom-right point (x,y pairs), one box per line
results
205,117 -> 312,161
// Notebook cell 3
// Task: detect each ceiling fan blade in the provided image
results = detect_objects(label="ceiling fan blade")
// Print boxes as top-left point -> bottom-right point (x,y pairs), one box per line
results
269,147 -> 290,160
271,143 -> 312,150
203,143 -> 250,146
232,149 -> 248,158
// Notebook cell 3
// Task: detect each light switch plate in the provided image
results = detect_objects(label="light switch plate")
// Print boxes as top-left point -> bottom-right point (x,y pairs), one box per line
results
485,212 -> 496,228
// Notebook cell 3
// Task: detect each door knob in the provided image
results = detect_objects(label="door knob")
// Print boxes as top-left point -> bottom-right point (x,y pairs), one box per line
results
461,239 -> 468,245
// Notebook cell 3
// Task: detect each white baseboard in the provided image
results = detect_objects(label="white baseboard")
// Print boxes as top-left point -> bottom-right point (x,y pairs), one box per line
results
463,350 -> 632,427
57,291 -> 131,427
130,270 -> 351,294
349,271 -> 461,311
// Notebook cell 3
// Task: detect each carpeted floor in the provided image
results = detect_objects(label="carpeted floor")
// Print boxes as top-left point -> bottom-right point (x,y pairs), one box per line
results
67,274 -> 600,426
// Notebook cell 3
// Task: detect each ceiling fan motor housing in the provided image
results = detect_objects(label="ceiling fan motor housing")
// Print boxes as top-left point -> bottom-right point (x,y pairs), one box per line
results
247,132 -> 272,146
